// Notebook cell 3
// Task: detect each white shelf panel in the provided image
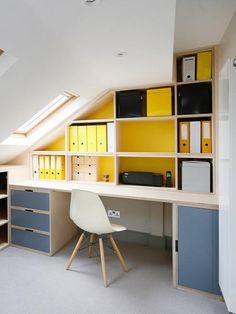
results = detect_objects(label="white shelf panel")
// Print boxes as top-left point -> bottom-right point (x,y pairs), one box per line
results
116,116 -> 175,122
67,152 -> 115,157
0,219 -> 8,227
176,79 -> 212,86
177,153 -> 214,159
32,151 -> 66,156
71,119 -> 114,124
177,113 -> 213,119
117,152 -> 176,158
0,191 -> 8,199
0,242 -> 8,251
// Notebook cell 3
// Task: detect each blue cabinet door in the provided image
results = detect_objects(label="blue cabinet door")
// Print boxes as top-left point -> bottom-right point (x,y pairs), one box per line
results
178,206 -> 221,295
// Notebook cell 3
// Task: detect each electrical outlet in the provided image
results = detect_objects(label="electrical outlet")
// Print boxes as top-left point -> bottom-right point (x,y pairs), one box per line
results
108,209 -> 120,218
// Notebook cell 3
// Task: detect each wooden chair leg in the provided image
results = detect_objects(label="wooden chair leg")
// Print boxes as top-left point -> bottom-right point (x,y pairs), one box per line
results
109,235 -> 128,272
88,233 -> 95,258
66,232 -> 85,270
99,237 -> 108,287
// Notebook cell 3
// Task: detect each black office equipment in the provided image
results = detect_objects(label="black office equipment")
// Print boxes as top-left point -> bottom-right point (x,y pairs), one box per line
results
116,90 -> 146,118
177,82 -> 212,115
120,171 -> 163,187
165,171 -> 172,187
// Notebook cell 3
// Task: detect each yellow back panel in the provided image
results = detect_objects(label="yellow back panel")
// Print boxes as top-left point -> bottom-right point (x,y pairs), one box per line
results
41,136 -> 65,151
120,157 -> 175,186
97,156 -> 114,183
119,120 -> 175,152
82,100 -> 114,120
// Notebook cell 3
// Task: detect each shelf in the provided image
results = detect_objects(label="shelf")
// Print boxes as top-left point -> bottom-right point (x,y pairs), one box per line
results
71,119 -> 114,124
176,79 -> 212,86
0,242 -> 8,251
0,194 -> 8,200
0,219 -> 8,227
116,116 -> 175,122
32,151 -> 66,156
177,113 -> 213,119
68,180 -> 115,186
117,152 -> 176,158
68,152 -> 115,157
177,153 -> 213,159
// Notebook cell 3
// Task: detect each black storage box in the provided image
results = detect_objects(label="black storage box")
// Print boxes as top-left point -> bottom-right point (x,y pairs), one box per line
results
116,90 -> 146,118
120,171 -> 163,187
177,82 -> 212,115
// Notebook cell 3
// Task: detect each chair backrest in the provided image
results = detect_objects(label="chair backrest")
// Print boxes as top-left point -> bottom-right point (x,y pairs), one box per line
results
70,189 -> 114,235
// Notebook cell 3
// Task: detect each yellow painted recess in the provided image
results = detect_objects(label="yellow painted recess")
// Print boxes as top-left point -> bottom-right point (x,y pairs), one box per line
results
81,100 -> 114,120
120,157 -> 175,186
97,156 -> 115,183
43,136 -> 65,151
119,120 -> 175,152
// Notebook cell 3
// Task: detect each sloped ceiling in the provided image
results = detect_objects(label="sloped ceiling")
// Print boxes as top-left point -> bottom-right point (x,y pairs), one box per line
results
0,0 -> 176,143
174,0 -> 236,52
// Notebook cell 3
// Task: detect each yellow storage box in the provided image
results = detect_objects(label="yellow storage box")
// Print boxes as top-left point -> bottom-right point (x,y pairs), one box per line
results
147,88 -> 172,117
97,125 -> 107,152
197,51 -> 212,80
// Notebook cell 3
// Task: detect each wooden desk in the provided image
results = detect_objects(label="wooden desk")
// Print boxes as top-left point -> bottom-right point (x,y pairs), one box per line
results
10,180 -> 218,208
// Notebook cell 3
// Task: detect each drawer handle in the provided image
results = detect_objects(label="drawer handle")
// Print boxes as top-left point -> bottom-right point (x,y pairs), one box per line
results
25,189 -> 33,192
25,229 -> 34,233
25,209 -> 33,212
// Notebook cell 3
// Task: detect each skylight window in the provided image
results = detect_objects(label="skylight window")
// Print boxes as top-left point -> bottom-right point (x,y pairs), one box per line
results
15,92 -> 76,134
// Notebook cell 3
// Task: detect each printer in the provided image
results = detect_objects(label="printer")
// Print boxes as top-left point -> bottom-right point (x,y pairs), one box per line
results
120,171 -> 163,187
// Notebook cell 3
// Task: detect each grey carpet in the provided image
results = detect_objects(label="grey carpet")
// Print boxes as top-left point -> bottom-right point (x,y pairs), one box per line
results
0,240 -> 228,314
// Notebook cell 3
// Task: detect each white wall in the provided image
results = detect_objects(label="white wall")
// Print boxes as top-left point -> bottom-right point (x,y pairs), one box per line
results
219,11 -> 236,69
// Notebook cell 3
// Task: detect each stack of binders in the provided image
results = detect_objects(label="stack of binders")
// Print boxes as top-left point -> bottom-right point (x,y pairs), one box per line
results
69,123 -> 114,153
33,155 -> 65,180
179,121 -> 212,153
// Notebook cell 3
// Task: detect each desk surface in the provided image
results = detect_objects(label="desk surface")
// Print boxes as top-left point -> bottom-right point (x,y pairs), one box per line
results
10,180 -> 219,208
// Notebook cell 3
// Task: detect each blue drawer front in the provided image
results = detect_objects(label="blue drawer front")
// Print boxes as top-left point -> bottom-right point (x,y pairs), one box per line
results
11,209 -> 49,232
178,206 -> 221,295
11,228 -> 50,253
11,190 -> 49,211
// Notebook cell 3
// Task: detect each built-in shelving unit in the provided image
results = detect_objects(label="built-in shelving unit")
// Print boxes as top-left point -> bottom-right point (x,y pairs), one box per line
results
30,47 -> 215,194
0,171 -> 8,251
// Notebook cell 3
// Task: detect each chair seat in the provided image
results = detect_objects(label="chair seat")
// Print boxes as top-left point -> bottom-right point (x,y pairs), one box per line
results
111,223 -> 127,232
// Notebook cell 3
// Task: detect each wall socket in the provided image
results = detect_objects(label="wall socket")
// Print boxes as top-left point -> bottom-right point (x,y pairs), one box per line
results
108,209 -> 120,219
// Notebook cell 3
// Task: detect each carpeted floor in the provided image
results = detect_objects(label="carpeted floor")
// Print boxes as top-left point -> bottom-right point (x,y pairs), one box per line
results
0,239 -> 228,314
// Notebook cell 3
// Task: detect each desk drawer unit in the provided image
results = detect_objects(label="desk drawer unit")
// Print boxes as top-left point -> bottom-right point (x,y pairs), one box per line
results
11,228 -> 50,253
11,208 -> 49,232
10,189 -> 51,254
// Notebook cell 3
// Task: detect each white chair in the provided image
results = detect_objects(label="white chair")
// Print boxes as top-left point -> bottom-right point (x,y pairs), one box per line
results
66,189 -> 128,287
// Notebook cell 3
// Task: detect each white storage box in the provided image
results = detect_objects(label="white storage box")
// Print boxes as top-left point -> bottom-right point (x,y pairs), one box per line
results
182,161 -> 211,193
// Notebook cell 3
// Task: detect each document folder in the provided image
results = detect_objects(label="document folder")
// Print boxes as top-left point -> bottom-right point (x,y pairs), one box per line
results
182,56 -> 195,81
32,155 -> 39,179
201,120 -> 212,153
50,156 -> 56,180
69,126 -> 78,151
87,125 -> 97,152
179,122 -> 190,153
78,126 -> 87,152
190,121 -> 201,153
44,156 -> 50,180
197,51 -> 212,80
56,156 -> 65,180
97,125 -> 107,152
39,156 -> 45,179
